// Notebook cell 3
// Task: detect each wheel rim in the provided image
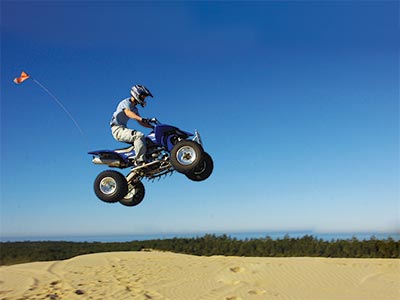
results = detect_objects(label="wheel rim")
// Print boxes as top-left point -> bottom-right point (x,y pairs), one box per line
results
176,146 -> 196,165
99,177 -> 117,195
124,184 -> 138,200
121,182 -> 144,206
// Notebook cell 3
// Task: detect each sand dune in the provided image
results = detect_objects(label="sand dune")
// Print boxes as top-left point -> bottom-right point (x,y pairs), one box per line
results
1,251 -> 399,300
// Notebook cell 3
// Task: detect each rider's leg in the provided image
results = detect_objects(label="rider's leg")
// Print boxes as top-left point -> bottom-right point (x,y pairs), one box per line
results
132,131 -> 147,163
111,126 -> 147,163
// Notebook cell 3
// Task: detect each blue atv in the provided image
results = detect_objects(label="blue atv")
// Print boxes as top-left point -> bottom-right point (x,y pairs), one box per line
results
88,118 -> 213,206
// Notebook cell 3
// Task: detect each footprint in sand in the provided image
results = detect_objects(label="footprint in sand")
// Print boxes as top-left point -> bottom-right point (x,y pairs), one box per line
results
229,267 -> 245,273
226,297 -> 242,300
248,289 -> 266,295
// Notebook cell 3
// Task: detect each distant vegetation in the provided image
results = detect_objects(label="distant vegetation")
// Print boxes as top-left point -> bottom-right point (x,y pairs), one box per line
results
1,234 -> 398,265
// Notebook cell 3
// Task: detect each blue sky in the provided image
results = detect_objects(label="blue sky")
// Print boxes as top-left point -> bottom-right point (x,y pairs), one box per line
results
1,1 -> 399,238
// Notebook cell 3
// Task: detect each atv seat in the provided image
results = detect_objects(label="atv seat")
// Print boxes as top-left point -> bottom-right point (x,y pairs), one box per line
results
114,145 -> 135,154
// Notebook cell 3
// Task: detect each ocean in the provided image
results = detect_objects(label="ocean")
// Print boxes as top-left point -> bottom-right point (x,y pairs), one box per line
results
1,231 -> 399,243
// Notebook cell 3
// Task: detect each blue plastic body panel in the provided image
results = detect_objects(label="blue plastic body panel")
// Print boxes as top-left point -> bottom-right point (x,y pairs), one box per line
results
88,122 -> 194,160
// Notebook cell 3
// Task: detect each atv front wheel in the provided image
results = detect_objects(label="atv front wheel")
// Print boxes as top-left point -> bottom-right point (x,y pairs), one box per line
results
119,181 -> 145,207
185,152 -> 213,181
94,170 -> 128,203
170,140 -> 203,173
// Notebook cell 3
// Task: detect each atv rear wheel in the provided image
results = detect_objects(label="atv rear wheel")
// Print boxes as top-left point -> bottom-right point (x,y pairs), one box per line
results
170,140 -> 203,173
94,170 -> 128,203
119,181 -> 145,207
185,152 -> 213,181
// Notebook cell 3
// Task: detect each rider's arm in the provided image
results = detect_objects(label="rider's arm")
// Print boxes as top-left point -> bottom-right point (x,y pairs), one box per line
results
124,108 -> 153,128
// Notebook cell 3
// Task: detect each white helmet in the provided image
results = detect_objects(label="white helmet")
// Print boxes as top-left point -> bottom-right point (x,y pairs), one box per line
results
130,84 -> 153,107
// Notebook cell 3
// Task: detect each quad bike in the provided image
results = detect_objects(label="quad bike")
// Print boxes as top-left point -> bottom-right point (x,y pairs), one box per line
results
88,118 -> 213,207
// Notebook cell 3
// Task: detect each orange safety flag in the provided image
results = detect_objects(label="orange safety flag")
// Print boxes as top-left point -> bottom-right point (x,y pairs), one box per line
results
14,71 -> 30,84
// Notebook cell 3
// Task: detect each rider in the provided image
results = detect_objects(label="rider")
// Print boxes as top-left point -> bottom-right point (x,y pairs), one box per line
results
110,84 -> 154,166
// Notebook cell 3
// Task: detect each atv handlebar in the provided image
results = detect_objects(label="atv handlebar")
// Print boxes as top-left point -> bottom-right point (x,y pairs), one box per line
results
149,117 -> 159,125
145,117 -> 160,129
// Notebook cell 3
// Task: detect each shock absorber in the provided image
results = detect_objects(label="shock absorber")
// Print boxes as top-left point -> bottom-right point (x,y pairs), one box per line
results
126,170 -> 142,184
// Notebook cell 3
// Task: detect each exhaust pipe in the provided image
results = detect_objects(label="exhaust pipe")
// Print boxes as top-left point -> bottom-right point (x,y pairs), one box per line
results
92,157 -> 121,168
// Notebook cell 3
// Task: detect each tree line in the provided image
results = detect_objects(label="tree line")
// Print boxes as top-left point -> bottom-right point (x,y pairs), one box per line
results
1,234 -> 398,265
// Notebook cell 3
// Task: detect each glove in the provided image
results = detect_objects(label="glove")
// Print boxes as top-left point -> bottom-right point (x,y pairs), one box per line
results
142,117 -> 156,129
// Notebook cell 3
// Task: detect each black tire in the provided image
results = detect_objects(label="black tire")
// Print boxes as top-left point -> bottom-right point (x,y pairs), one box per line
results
94,170 -> 128,203
119,181 -> 145,207
170,140 -> 204,173
185,152 -> 214,181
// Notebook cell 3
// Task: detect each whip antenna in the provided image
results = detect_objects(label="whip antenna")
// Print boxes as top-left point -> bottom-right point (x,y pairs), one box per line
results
31,78 -> 85,137
14,71 -> 86,137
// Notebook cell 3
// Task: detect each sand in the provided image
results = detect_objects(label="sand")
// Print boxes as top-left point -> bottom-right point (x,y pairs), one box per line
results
0,251 -> 399,300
